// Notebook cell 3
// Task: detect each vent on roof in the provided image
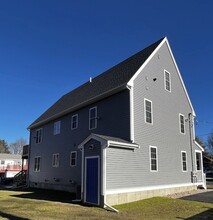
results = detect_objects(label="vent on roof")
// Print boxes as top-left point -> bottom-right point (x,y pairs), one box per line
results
90,77 -> 92,83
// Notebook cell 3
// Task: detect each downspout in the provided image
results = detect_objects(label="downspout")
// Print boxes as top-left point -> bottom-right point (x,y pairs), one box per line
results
188,113 -> 195,183
104,203 -> 119,213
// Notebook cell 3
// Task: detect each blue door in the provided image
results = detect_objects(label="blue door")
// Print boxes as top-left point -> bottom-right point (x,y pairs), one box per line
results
85,157 -> 99,205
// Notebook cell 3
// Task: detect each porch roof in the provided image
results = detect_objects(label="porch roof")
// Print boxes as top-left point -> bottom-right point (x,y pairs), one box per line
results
78,133 -> 139,150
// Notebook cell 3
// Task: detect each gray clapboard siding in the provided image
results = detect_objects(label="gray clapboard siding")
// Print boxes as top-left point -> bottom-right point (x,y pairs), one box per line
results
133,41 -> 193,186
29,90 -> 131,189
105,41 -> 194,191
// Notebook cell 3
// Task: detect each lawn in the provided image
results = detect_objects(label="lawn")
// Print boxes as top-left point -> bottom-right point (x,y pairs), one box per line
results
0,189 -> 213,219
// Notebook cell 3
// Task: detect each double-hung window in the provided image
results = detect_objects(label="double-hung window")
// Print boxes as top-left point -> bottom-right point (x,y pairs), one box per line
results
35,128 -> 42,144
70,151 -> 77,167
179,114 -> 185,134
89,107 -> 97,130
54,121 -> 61,135
71,114 -> 78,130
52,153 -> 59,167
196,151 -> 202,171
150,146 -> 158,171
34,156 -> 41,172
181,151 -> 187,172
144,99 -> 153,124
164,70 -> 171,92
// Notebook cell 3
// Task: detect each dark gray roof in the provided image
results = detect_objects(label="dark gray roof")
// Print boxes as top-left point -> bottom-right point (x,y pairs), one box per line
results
93,134 -> 133,144
29,37 -> 164,129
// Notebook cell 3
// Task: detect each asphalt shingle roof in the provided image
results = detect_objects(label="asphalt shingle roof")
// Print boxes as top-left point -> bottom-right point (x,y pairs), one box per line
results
29,37 -> 164,129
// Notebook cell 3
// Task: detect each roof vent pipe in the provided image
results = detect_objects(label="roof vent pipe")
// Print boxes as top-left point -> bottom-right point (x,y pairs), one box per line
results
90,77 -> 92,83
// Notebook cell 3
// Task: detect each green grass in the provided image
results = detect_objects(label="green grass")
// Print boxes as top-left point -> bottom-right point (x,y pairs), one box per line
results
0,189 -> 213,219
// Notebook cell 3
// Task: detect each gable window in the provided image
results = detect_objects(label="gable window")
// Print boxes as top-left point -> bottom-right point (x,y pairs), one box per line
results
71,114 -> 78,130
179,114 -> 185,134
54,121 -> 61,135
150,146 -> 158,171
89,107 -> 97,130
164,70 -> 171,92
70,151 -> 77,167
52,153 -> 59,167
196,151 -> 202,171
181,151 -> 187,172
144,99 -> 153,124
34,156 -> 41,172
35,128 -> 42,144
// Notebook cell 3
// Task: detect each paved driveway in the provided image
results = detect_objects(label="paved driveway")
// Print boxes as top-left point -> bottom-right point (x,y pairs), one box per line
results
180,189 -> 213,203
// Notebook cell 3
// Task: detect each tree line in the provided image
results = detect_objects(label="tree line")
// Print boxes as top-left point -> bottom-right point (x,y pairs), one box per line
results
196,132 -> 213,156
0,138 -> 27,155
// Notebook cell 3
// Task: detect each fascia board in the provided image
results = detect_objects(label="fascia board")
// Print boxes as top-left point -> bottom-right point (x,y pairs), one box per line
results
127,37 -> 196,117
127,37 -> 166,87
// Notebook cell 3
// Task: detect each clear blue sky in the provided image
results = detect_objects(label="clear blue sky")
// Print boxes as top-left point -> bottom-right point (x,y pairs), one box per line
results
0,0 -> 212,144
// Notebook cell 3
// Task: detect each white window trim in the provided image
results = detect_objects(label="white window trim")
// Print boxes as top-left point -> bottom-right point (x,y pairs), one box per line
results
179,114 -> 185,134
71,114 -> 78,130
181,151 -> 187,172
164,70 -> 171,92
34,156 -> 41,172
144,99 -> 153,125
149,146 -> 158,172
195,150 -> 202,171
54,121 -> 61,135
70,151 -> 77,167
52,153 -> 59,168
89,106 -> 97,130
35,128 -> 43,144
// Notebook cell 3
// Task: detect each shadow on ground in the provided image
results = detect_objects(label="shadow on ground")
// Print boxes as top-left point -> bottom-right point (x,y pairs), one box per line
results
176,208 -> 213,220
0,211 -> 30,220
1,187 -> 76,204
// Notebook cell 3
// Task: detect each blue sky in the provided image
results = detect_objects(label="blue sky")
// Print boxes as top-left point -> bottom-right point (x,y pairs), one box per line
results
0,0 -> 212,144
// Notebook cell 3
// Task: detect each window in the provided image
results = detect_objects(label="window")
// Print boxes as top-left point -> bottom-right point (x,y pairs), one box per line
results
52,153 -> 59,167
196,151 -> 202,171
70,151 -> 77,167
144,99 -> 153,124
54,121 -> 61,135
1,160 -> 5,165
71,114 -> 78,130
35,128 -> 42,144
164,70 -> 171,92
34,156 -> 41,172
89,107 -> 97,130
150,146 -> 158,171
181,151 -> 187,172
179,114 -> 185,134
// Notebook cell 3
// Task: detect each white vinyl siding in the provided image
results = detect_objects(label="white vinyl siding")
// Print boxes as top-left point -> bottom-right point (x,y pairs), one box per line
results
89,107 -> 97,130
181,151 -> 187,172
54,121 -> 61,135
164,70 -> 171,92
35,128 -> 42,144
71,114 -> 78,130
52,153 -> 59,167
144,99 -> 153,124
70,151 -> 77,167
150,146 -> 158,172
34,156 -> 41,172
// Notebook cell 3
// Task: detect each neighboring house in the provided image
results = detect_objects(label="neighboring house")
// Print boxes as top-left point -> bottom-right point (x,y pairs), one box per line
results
27,37 -> 205,207
0,153 -> 26,178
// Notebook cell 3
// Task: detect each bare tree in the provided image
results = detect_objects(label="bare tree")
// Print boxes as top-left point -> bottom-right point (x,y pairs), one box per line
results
195,136 -> 205,150
207,132 -> 213,155
9,138 -> 27,155
0,139 -> 10,153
